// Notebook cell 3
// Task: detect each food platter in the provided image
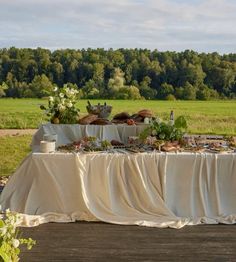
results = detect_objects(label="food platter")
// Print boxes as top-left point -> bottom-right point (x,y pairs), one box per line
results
56,134 -> 236,155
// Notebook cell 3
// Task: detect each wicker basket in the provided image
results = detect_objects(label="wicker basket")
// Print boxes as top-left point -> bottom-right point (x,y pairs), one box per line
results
86,101 -> 112,118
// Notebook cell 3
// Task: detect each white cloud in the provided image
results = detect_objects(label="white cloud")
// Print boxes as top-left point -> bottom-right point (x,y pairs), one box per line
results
0,0 -> 235,53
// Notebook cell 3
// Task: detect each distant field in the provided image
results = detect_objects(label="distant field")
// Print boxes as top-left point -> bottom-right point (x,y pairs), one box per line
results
0,98 -> 236,135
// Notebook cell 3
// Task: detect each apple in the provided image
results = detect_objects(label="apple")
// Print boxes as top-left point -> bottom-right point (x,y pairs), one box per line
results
126,119 -> 135,125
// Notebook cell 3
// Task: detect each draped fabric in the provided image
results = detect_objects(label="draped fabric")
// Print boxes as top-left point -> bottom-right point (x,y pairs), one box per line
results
32,124 -> 147,151
1,152 -> 236,228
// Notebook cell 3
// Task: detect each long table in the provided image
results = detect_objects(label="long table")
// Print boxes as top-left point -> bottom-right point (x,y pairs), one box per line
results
1,151 -> 236,228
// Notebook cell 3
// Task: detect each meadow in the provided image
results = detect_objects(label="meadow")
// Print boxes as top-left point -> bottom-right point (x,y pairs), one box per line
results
0,135 -> 32,177
0,98 -> 236,177
0,98 -> 236,135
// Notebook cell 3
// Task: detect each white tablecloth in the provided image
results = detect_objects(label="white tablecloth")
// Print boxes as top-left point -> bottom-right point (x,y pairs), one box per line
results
1,152 -> 236,228
32,124 -> 147,151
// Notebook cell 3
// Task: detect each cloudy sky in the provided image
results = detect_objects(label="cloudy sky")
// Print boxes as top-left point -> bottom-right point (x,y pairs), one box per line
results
0,0 -> 235,53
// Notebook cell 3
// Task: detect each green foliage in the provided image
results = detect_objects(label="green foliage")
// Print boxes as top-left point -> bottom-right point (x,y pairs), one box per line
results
28,74 -> 54,98
140,116 -> 187,142
0,83 -> 8,98
101,140 -> 112,149
158,83 -> 174,99
174,115 -> 187,129
0,210 -> 36,261
0,48 -> 236,100
165,94 -> 176,101
182,82 -> 197,100
107,68 -> 142,99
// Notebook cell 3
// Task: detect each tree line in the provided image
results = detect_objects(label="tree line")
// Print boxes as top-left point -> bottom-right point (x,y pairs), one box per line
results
0,47 -> 236,100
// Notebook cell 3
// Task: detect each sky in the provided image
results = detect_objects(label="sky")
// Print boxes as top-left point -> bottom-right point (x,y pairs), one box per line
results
0,0 -> 236,54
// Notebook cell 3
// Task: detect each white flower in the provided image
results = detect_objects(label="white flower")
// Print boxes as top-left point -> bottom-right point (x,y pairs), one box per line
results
61,99 -> 65,105
67,102 -> 73,108
59,93 -> 64,98
58,104 -> 66,112
49,96 -> 54,102
67,90 -> 74,98
0,226 -> 7,235
53,86 -> 58,92
12,239 -> 20,248
66,93 -> 71,98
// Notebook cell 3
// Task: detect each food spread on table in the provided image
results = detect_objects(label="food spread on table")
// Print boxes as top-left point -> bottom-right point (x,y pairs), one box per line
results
40,97 -> 236,154
78,101 -> 154,125
56,135 -> 236,154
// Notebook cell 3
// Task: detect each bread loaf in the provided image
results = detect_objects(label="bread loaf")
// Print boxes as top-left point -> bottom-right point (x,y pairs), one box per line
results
78,114 -> 98,125
113,112 -> 130,120
111,119 -> 127,124
137,109 -> 153,118
130,114 -> 144,123
91,118 -> 111,125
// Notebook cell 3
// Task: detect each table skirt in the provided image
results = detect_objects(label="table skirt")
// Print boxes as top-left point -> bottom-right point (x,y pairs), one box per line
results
1,152 -> 236,228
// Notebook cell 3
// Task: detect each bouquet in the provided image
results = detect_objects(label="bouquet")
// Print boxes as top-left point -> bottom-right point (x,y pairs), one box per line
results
40,85 -> 80,124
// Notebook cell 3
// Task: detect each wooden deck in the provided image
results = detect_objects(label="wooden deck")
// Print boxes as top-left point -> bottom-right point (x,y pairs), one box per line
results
20,222 -> 236,261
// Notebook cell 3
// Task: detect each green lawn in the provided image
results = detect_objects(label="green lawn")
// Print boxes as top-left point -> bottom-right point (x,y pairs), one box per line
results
0,98 -> 236,135
0,135 -> 32,177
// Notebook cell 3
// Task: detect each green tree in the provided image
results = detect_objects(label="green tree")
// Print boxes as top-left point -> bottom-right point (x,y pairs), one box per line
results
182,82 -> 197,100
29,74 -> 54,98
82,79 -> 100,99
49,62 -> 64,86
158,83 -> 174,99
0,47 -> 236,99
196,84 -> 219,100
0,82 -> 8,97
108,68 -> 125,98
139,76 -> 157,99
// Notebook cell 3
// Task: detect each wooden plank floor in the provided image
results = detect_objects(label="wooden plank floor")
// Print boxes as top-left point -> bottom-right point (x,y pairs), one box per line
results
20,222 -> 236,261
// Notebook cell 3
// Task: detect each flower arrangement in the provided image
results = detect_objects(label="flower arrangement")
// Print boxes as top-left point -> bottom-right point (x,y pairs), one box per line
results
0,210 -> 36,261
140,116 -> 187,142
40,84 -> 80,124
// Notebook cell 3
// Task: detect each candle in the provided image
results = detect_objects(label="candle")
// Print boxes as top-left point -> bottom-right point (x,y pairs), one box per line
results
40,141 -> 56,153
144,117 -> 150,124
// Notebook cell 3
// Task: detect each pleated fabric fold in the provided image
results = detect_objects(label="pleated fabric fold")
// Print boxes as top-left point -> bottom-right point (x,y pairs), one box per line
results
0,152 -> 236,228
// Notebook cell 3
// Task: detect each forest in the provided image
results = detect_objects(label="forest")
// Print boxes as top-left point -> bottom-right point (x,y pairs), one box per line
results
0,47 -> 236,100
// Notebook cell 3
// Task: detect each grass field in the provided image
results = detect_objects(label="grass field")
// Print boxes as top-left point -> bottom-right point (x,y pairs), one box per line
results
0,135 -> 32,177
0,98 -> 236,135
